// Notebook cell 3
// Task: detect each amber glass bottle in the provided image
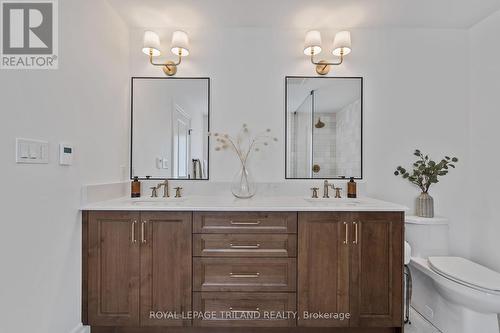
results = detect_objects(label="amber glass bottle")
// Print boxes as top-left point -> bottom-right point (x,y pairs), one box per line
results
131,177 -> 141,198
347,177 -> 357,198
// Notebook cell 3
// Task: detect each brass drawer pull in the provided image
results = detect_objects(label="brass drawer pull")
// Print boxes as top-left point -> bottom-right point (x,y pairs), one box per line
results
131,221 -> 137,244
343,222 -> 349,245
229,243 -> 261,249
141,221 -> 147,244
229,272 -> 260,278
230,220 -> 262,225
229,307 -> 260,312
353,221 -> 359,245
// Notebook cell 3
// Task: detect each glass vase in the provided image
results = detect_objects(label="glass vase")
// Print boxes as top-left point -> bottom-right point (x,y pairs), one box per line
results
231,163 -> 256,199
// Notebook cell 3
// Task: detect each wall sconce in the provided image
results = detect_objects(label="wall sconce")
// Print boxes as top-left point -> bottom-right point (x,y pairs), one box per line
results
142,30 -> 189,76
304,30 -> 352,75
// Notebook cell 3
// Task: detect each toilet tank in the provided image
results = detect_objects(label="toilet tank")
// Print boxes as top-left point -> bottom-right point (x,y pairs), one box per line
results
405,216 -> 449,259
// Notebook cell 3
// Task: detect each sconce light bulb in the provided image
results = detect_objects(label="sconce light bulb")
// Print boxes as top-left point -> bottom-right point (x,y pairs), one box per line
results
304,30 -> 322,56
171,30 -> 190,57
332,31 -> 352,56
142,30 -> 161,56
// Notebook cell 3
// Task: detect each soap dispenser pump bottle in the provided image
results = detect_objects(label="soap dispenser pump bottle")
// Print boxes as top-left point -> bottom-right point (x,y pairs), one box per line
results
131,177 -> 141,198
347,177 -> 357,198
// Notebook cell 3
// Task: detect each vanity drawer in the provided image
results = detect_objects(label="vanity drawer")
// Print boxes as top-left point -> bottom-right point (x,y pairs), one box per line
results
193,258 -> 296,292
193,292 -> 296,327
193,234 -> 297,257
193,212 -> 297,234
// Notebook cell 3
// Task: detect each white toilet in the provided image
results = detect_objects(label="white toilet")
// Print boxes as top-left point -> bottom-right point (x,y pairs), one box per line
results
406,216 -> 500,333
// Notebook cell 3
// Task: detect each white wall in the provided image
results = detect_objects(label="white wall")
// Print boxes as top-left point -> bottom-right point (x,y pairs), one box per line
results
130,27 -> 471,257
0,0 -> 130,332
469,10 -> 500,272
1,7 -> 494,333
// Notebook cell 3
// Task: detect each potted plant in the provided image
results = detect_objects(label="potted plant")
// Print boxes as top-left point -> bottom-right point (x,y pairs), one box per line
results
394,149 -> 458,218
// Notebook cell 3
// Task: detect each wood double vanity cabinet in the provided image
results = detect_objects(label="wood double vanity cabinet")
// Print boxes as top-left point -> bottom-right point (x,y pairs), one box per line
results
82,210 -> 403,333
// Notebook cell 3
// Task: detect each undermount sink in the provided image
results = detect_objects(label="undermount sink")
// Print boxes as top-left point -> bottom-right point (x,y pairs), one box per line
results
130,197 -> 187,206
304,198 -> 363,205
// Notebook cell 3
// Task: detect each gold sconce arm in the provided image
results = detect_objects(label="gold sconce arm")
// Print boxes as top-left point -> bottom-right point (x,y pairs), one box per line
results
310,51 -> 344,75
149,51 -> 182,76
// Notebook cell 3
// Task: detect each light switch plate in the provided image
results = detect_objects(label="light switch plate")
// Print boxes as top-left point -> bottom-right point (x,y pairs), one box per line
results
16,138 -> 49,164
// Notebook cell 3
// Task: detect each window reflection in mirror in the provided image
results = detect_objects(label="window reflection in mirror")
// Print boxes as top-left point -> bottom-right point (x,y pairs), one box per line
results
286,77 -> 362,179
131,77 -> 210,180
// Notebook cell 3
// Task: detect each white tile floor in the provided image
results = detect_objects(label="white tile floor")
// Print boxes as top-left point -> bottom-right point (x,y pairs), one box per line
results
405,307 -> 442,333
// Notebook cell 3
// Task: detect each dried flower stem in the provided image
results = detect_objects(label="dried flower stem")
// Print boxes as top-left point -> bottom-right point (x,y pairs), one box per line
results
213,125 -> 278,167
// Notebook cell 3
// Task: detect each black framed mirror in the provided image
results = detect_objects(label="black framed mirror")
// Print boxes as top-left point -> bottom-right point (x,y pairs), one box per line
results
131,77 -> 210,180
285,76 -> 363,179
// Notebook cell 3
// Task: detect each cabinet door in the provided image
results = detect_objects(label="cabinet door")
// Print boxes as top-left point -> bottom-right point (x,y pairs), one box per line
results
140,212 -> 192,326
297,212 -> 350,327
87,211 -> 140,326
349,212 -> 403,327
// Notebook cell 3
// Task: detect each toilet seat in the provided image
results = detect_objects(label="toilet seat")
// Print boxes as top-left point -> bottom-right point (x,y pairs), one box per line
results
429,256 -> 500,295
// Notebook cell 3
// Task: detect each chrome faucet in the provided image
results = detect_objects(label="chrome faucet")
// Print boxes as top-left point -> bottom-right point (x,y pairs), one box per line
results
156,180 -> 170,198
323,180 -> 335,198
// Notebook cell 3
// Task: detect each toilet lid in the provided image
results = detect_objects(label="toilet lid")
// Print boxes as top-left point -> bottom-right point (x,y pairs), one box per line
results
429,256 -> 500,293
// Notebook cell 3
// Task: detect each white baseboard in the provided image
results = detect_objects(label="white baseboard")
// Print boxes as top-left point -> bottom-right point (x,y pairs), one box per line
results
69,324 -> 90,333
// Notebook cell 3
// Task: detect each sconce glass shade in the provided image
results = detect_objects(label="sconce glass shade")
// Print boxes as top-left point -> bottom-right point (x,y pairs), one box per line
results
142,31 -> 161,56
332,31 -> 351,56
304,30 -> 322,55
171,30 -> 190,57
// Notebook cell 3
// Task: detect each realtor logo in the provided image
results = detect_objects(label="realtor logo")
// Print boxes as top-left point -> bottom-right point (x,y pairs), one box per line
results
1,0 -> 58,69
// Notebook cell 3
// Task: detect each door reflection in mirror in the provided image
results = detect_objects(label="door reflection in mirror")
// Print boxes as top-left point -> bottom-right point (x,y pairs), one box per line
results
131,77 -> 210,180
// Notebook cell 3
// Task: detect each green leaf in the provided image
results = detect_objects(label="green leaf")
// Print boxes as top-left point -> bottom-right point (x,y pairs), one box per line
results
395,150 -> 458,189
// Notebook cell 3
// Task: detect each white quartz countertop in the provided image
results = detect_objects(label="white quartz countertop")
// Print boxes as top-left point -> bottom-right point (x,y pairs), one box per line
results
81,195 -> 407,212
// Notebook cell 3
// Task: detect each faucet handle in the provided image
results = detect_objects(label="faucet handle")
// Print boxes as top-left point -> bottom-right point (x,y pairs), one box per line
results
334,187 -> 342,199
310,187 -> 319,199
150,186 -> 158,198
174,187 -> 183,198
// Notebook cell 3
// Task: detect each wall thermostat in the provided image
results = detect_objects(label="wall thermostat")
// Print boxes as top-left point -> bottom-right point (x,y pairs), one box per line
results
59,143 -> 74,165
